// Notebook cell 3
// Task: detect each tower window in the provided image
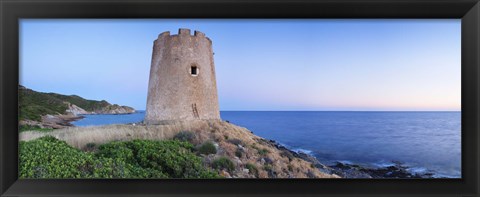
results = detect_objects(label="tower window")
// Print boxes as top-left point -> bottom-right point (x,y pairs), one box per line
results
191,66 -> 198,76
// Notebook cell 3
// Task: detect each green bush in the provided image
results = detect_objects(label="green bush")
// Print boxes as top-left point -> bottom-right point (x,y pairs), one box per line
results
19,136 -> 219,179
212,157 -> 235,172
197,141 -> 217,155
258,148 -> 269,156
97,140 -> 219,178
84,142 -> 97,152
86,142 -> 96,149
173,131 -> 196,143
19,136 -> 111,178
245,163 -> 258,177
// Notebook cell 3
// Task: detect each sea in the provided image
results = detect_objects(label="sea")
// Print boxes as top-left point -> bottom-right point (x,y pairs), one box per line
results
72,111 -> 461,178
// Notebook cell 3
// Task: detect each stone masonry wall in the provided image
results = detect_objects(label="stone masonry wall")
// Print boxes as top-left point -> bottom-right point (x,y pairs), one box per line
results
144,29 -> 220,124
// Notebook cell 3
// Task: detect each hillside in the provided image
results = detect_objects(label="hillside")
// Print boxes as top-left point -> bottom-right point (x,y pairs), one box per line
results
19,120 -> 340,178
19,85 -> 135,128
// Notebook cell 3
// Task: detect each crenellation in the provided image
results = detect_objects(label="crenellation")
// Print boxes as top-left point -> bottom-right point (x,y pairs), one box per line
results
178,28 -> 191,35
194,30 -> 205,37
156,29 -> 211,43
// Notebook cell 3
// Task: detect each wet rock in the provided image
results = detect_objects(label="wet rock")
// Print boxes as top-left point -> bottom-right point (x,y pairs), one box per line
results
329,162 -> 436,179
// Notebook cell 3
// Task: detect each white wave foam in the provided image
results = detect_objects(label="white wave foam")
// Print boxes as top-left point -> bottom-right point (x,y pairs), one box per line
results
292,148 -> 314,155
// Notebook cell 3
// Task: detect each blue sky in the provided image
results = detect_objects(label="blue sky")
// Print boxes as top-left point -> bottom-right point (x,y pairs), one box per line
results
20,19 -> 461,111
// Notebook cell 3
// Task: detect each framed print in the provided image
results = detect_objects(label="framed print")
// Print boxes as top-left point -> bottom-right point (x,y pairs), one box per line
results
1,0 -> 479,196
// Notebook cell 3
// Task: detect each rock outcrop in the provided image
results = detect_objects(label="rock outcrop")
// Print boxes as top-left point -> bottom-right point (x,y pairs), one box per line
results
93,104 -> 135,114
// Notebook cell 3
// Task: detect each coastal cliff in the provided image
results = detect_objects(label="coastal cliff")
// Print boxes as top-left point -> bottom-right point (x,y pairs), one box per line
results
19,85 -> 135,129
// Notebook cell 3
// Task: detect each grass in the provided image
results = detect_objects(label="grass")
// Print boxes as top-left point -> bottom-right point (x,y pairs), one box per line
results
19,136 -> 219,178
19,120 -> 217,150
19,125 -> 54,133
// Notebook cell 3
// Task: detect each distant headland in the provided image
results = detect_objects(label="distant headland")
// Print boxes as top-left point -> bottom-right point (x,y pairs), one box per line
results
19,85 -> 135,129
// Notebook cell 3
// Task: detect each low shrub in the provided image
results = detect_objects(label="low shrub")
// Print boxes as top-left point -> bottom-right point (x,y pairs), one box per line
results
197,141 -> 217,155
263,164 -> 273,171
173,131 -> 196,143
19,136 -> 219,179
19,136 -> 112,178
258,148 -> 270,156
245,163 -> 258,177
212,157 -> 235,172
84,142 -> 97,152
97,140 -> 219,178
86,143 -> 96,149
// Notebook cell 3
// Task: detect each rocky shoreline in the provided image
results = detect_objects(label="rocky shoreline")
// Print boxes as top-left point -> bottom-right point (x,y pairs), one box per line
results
20,114 -> 84,129
265,139 -> 437,179
21,119 -> 443,179
328,161 -> 435,178
21,110 -> 137,129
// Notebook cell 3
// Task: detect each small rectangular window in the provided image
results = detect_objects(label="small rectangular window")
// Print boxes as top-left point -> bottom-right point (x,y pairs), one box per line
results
191,66 -> 198,76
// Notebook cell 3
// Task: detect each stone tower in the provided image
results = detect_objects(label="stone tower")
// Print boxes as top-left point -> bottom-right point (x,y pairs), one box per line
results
144,29 -> 220,124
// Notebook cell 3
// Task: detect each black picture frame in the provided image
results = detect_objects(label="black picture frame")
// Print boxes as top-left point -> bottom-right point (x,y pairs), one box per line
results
1,0 -> 479,196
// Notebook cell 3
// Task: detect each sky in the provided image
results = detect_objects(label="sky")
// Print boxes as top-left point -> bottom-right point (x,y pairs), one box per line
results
20,19 -> 461,111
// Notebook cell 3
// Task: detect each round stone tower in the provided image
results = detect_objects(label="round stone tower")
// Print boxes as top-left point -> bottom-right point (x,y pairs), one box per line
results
144,28 -> 220,124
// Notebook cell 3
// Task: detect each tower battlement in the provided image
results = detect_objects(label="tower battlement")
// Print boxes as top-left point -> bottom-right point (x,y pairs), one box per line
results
157,29 -> 208,39
145,29 -> 220,124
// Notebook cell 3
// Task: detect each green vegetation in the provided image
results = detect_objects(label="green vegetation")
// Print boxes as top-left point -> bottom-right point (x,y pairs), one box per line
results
212,157 -> 235,172
263,164 -> 273,171
20,136 -> 219,178
19,125 -> 54,133
197,141 -> 217,155
84,142 -> 97,152
173,131 -> 196,143
258,148 -> 270,156
47,93 -> 110,112
18,85 -> 117,121
19,86 -> 69,121
245,163 -> 258,176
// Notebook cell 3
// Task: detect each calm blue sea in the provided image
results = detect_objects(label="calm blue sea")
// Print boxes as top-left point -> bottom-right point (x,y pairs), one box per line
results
72,111 -> 461,178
